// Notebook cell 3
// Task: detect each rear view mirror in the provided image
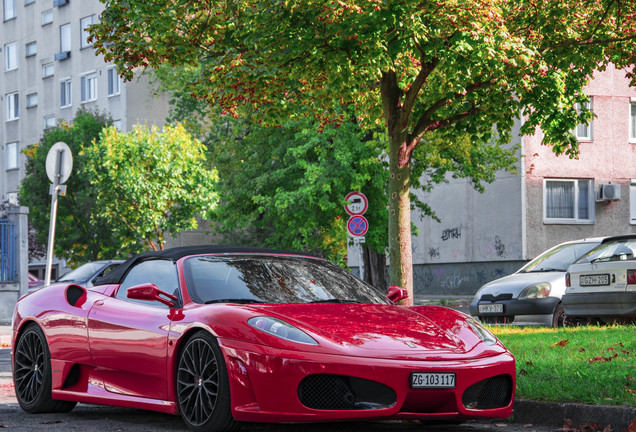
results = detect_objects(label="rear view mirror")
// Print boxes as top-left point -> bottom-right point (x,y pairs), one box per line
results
386,285 -> 408,303
127,283 -> 177,307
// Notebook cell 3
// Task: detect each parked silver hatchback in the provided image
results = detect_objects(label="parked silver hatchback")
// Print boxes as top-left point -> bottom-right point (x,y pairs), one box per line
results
470,237 -> 605,326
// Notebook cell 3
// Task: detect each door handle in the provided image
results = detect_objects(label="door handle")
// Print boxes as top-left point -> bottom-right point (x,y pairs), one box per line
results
94,300 -> 104,306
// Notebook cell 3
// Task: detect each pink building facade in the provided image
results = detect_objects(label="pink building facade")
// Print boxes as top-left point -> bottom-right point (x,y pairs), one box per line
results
408,65 -> 636,297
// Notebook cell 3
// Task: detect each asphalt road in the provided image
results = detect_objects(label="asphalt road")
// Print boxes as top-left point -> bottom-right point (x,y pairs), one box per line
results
0,349 -> 561,432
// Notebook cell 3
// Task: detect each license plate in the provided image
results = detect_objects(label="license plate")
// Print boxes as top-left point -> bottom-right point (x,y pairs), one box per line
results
580,274 -> 610,286
411,372 -> 456,389
478,303 -> 503,314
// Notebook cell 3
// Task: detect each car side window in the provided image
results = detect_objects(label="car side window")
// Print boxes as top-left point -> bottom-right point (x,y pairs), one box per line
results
116,259 -> 179,306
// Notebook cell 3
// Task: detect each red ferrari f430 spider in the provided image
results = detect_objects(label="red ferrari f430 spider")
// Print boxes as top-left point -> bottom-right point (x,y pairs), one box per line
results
12,246 -> 515,431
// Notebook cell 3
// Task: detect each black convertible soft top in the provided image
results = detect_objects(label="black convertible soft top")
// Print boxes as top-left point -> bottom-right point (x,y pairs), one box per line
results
96,245 -> 317,285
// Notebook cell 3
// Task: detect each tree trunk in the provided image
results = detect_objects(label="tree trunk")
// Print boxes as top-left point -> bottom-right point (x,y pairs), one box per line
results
362,246 -> 387,294
387,133 -> 414,305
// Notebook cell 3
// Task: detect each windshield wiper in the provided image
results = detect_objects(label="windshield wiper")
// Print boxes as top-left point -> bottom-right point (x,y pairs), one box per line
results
309,299 -> 362,304
205,298 -> 267,304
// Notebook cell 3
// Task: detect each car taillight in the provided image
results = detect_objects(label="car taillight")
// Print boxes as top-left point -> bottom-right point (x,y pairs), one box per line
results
627,270 -> 636,285
565,273 -> 571,288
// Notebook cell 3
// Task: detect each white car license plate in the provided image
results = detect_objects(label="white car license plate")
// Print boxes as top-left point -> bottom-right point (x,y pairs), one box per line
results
478,303 -> 503,314
411,372 -> 456,389
579,274 -> 610,286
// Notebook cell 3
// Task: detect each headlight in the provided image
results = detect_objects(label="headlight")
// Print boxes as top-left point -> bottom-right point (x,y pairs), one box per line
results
248,317 -> 318,345
465,316 -> 498,345
518,283 -> 551,299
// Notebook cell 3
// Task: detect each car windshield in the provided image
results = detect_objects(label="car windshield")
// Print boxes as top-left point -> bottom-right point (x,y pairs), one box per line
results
184,255 -> 389,305
520,242 -> 601,272
576,239 -> 636,264
58,262 -> 106,282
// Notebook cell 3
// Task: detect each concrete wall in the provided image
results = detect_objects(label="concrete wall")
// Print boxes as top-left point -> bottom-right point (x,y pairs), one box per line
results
407,119 -> 525,296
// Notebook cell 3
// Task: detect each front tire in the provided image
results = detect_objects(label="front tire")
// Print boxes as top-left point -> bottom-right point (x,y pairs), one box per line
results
177,331 -> 238,432
13,324 -> 76,413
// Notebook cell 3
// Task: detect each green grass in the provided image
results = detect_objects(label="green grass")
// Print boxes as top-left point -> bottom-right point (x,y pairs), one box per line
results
491,325 -> 635,406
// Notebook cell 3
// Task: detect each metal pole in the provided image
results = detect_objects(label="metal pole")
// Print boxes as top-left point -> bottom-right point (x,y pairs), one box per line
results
44,186 -> 58,286
359,240 -> 364,281
44,149 -> 63,286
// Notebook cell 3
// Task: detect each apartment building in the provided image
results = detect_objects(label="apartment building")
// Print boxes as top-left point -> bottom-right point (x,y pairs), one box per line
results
1,0 -> 169,205
406,65 -> 636,297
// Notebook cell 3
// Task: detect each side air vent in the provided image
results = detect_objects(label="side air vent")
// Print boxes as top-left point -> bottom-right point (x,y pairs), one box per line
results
65,285 -> 86,307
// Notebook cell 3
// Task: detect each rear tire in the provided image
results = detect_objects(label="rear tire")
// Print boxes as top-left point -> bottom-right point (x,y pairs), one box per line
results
176,331 -> 238,432
13,324 -> 77,413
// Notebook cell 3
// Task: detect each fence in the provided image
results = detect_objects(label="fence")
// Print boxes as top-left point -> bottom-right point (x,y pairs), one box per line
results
0,219 -> 16,282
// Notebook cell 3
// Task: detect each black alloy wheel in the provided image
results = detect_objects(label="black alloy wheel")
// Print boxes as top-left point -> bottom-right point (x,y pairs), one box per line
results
177,331 -> 237,432
13,324 -> 76,413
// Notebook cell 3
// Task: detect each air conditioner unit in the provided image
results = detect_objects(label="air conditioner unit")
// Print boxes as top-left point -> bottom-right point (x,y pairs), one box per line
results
596,183 -> 621,201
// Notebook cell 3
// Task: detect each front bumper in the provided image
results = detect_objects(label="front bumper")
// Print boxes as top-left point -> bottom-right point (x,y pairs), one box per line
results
562,292 -> 636,317
469,297 -> 560,318
218,338 -> 515,423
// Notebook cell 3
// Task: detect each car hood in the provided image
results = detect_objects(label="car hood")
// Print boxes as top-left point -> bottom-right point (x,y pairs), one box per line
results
477,271 -> 566,298
239,303 -> 499,360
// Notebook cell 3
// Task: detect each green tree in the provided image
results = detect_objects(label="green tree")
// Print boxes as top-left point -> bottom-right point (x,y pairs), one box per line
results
92,0 -> 636,302
82,123 -> 218,251
19,109 -> 127,263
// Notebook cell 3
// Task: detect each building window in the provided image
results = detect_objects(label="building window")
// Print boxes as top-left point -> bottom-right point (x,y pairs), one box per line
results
5,92 -> 18,121
80,15 -> 97,48
81,72 -> 97,102
25,41 -> 37,57
25,0 -> 34,5
42,63 -> 54,78
60,79 -> 71,108
4,0 -> 16,20
44,115 -> 56,129
112,120 -> 122,130
5,42 -> 17,71
630,101 -> 636,143
5,142 -> 18,170
574,100 -> 593,141
544,179 -> 594,223
41,9 -> 53,25
26,93 -> 37,108
53,0 -> 69,7
107,67 -> 120,96
55,23 -> 72,61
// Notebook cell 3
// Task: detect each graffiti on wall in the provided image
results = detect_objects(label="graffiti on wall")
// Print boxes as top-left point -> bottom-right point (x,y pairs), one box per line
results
441,227 -> 461,241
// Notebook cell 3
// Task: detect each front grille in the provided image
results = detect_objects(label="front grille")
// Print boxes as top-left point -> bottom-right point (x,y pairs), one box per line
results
298,374 -> 396,410
462,374 -> 513,410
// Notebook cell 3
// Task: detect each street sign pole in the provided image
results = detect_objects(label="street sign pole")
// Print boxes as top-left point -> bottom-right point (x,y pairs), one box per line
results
44,142 -> 73,286
345,192 -> 369,282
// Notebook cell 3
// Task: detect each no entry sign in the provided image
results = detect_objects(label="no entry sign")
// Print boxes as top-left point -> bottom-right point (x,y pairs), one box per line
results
347,215 -> 369,237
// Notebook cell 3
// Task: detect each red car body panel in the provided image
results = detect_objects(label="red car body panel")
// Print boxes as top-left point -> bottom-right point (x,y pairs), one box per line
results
12,251 -> 515,425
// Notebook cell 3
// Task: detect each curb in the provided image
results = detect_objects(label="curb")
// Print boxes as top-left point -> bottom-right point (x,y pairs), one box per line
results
514,399 -> 636,430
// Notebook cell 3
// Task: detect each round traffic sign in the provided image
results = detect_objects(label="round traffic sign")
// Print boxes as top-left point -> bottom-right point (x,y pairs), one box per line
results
45,141 -> 73,184
347,215 -> 369,237
344,192 -> 368,216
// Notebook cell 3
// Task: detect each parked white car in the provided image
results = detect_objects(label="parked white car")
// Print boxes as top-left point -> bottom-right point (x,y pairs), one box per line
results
563,235 -> 636,324
470,237 -> 605,326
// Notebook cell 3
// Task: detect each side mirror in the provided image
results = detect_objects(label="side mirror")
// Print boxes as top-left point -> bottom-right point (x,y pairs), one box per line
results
386,285 -> 408,303
127,283 -> 178,307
